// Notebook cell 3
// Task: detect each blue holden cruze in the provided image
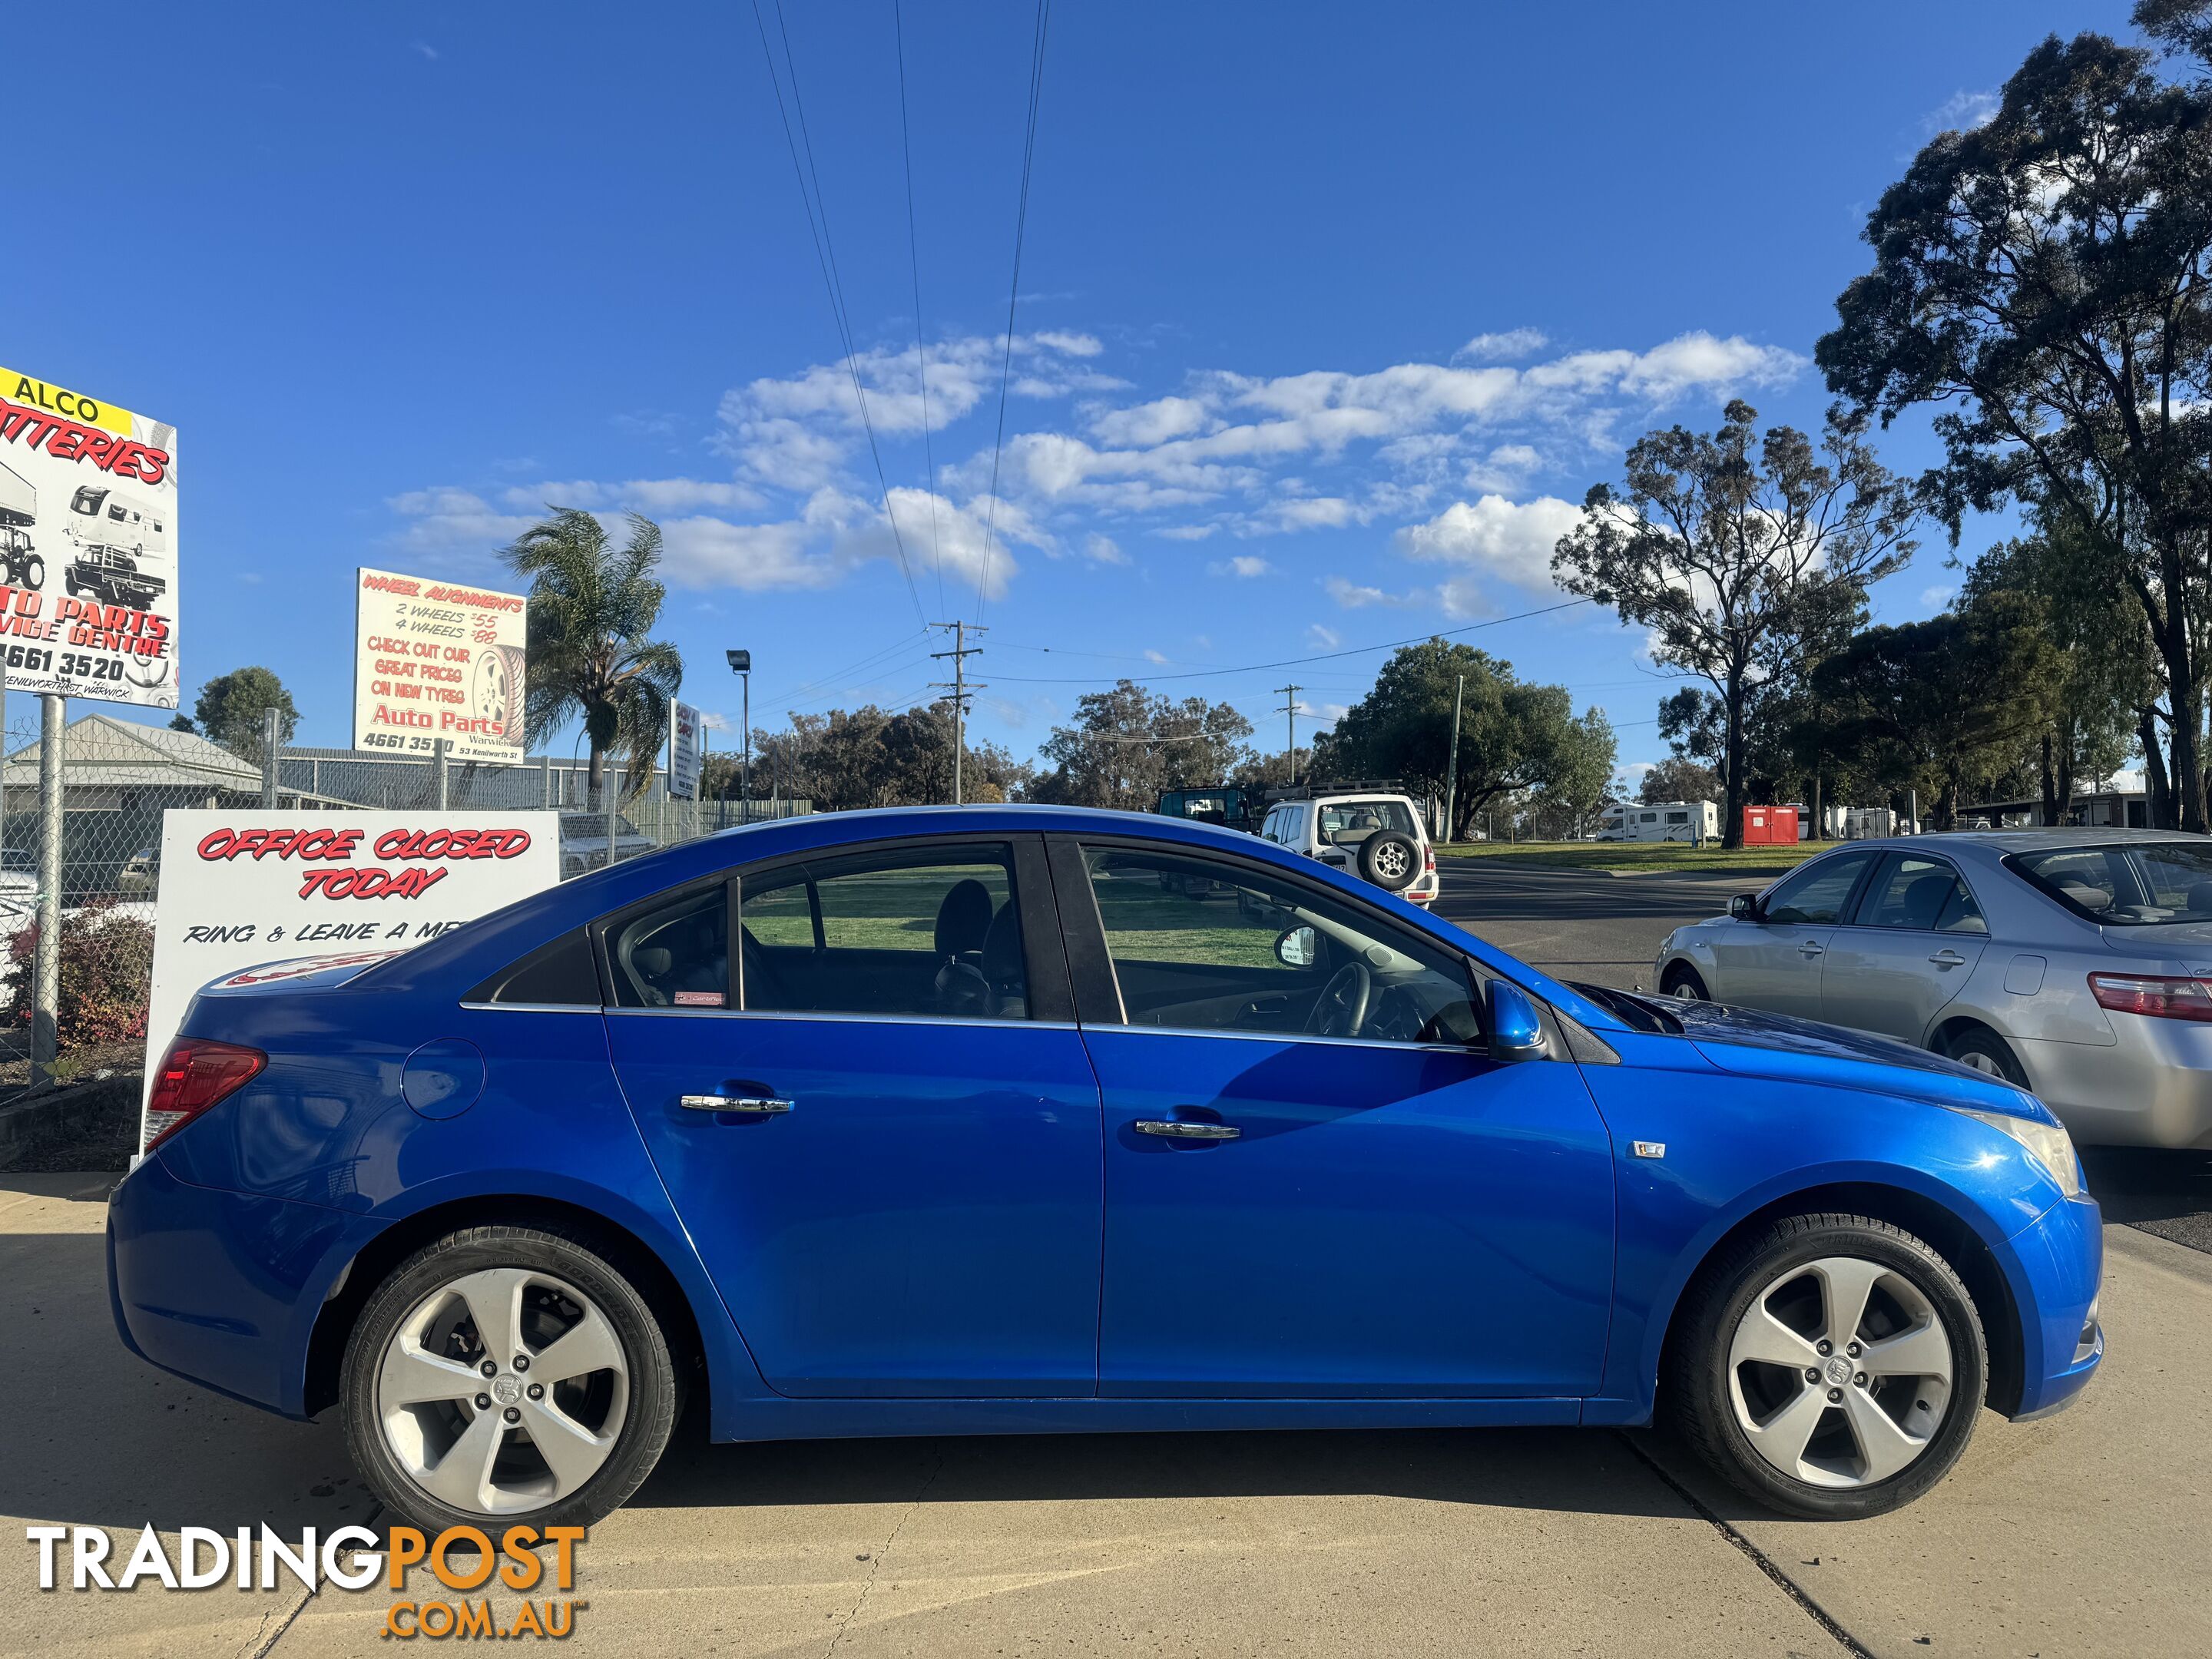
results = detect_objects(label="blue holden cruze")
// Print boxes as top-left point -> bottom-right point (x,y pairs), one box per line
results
109,806 -> 2103,1530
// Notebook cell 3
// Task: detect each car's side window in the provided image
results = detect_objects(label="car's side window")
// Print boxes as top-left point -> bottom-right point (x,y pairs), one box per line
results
1855,854 -> 1985,934
1079,844 -> 1481,1043
740,843 -> 1029,1021
1762,852 -> 1875,926
607,882 -> 730,1008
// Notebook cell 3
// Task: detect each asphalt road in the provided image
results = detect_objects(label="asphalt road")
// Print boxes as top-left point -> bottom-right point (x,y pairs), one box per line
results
1430,857 -> 1742,992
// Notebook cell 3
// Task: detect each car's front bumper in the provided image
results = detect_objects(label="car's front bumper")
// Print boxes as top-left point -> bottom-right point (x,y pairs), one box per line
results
2004,1190 -> 2104,1419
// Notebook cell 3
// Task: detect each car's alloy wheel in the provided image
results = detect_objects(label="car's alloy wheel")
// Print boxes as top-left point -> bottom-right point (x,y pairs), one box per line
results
378,1267 -> 630,1514
1661,965 -> 1708,1001
343,1225 -> 677,1531
1726,1256 -> 1953,1488
1667,1212 -> 1985,1518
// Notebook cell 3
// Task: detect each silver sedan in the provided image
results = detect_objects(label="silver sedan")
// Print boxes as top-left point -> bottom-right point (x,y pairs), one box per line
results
1654,830 -> 2212,1148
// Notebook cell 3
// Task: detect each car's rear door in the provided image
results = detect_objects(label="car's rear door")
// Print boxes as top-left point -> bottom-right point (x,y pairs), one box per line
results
1058,836 -> 1614,1400
604,834 -> 1104,1398
1817,851 -> 1990,1041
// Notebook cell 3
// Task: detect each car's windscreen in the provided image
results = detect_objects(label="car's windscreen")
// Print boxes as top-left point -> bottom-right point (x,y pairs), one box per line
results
1317,800 -> 1417,846
2010,842 -> 2212,925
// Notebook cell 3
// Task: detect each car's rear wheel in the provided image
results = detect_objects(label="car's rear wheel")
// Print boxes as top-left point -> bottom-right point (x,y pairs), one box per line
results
342,1224 -> 676,1532
1665,1212 -> 1985,1518
1660,962 -> 1709,1001
1942,1024 -> 2028,1088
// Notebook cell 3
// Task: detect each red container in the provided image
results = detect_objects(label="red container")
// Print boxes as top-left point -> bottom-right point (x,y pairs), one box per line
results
1742,806 -> 1800,846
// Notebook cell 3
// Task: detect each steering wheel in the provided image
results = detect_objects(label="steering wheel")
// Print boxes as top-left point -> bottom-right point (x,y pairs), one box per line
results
1305,960 -> 1372,1038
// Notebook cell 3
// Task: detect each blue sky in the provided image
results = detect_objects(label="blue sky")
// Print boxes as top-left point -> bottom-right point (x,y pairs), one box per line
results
5,1 -> 2134,782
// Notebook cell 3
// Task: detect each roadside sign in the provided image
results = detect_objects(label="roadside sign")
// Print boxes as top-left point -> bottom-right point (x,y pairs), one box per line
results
140,809 -> 559,1147
668,700 -> 703,799
0,366 -> 180,709
353,566 -> 528,763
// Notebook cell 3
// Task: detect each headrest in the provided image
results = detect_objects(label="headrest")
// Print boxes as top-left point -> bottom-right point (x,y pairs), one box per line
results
934,878 -> 995,959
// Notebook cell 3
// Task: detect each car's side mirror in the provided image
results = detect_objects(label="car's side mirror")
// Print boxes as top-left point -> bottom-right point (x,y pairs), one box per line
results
1728,892 -> 1762,922
1487,980 -> 1547,1063
1275,924 -> 1320,969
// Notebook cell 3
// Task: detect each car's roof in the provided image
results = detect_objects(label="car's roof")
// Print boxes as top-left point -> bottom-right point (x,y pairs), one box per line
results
1845,829 -> 2207,853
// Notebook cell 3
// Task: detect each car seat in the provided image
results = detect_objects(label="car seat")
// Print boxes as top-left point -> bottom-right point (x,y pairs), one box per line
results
932,878 -> 996,1015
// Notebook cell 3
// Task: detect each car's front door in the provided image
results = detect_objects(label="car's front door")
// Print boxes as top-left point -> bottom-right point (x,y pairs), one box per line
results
1058,838 -> 1615,1399
1710,849 -> 1879,1017
1817,851 -> 1990,1041
604,836 -> 1104,1398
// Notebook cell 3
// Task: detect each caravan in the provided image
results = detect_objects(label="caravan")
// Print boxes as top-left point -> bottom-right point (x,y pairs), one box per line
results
1598,799 -> 1720,843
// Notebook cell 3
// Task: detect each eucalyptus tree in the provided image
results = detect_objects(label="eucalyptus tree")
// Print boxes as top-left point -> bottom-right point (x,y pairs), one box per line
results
1551,402 -> 1916,846
1819,0 -> 2212,827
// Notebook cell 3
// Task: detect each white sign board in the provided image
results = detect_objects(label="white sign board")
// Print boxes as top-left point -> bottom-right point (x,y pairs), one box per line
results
668,700 -> 703,800
353,566 -> 528,763
141,810 -> 560,1144
0,366 -> 180,708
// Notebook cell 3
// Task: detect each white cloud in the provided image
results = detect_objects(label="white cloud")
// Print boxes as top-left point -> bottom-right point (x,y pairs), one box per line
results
1927,90 -> 1999,132
1088,395 -> 1210,448
386,488 -> 536,551
1396,494 -> 1583,590
1210,555 -> 1273,578
1082,532 -> 1130,565
1919,584 -> 1958,610
1157,524 -> 1219,541
1455,328 -> 1548,363
1306,624 -> 1341,649
1143,648 -> 1170,664
499,478 -> 766,515
1325,576 -> 1410,609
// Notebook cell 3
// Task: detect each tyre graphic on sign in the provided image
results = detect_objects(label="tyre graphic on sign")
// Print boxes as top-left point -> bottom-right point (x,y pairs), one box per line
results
471,644 -> 525,747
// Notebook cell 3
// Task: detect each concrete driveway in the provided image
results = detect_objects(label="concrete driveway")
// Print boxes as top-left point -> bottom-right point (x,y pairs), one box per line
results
5,1168 -> 2206,1659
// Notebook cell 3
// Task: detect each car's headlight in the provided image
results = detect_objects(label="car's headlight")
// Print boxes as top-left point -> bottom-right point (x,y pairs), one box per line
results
1955,1107 -> 2083,1198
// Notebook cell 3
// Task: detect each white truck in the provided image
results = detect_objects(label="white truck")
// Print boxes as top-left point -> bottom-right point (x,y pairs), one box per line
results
0,460 -> 41,590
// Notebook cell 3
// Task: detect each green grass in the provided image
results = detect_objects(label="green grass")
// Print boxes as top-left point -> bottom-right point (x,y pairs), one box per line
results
1433,839 -> 1834,875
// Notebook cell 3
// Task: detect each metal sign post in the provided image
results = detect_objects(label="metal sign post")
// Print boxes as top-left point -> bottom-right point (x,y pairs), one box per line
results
31,694 -> 63,1090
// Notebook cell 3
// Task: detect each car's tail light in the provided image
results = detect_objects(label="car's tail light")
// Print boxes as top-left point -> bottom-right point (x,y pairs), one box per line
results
144,1037 -> 266,1151
2086,972 -> 2212,1022
1424,846 -> 1436,873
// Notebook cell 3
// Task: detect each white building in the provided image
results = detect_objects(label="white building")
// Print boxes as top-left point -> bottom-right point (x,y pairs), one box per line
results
1598,800 -> 1720,843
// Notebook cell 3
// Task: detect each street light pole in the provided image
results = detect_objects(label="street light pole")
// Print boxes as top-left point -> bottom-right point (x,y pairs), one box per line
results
1442,672 -> 1465,843
727,648 -> 752,824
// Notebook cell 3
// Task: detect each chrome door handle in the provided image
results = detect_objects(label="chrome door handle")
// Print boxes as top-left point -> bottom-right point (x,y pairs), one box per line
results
1928,949 -> 1968,968
681,1094 -> 795,1114
1798,941 -> 1826,957
1134,1119 -> 1240,1141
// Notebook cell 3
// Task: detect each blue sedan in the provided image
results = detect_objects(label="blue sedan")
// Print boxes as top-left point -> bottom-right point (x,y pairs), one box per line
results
109,806 -> 2103,1530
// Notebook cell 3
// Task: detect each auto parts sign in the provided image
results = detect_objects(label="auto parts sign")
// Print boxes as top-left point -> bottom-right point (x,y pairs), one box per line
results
0,366 -> 179,709
353,565 -> 528,763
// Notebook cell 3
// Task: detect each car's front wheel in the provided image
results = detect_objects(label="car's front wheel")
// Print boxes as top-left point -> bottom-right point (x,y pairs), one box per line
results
1666,1213 -> 1985,1518
342,1224 -> 677,1533
1659,962 -> 1709,1001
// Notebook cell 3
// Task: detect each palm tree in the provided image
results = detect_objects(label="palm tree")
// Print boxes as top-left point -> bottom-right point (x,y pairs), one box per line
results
502,508 -> 684,808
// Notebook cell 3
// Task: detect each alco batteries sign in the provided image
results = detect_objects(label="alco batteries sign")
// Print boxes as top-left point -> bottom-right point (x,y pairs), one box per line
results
353,567 -> 528,762
0,366 -> 180,708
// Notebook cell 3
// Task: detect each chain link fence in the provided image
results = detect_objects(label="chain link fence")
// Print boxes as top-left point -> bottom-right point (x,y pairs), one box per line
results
0,714 -> 809,1111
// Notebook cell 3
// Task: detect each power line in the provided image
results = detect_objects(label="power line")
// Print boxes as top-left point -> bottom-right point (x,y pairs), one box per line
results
892,0 -> 946,618
986,597 -> 1595,686
757,630 -> 932,709
974,0 -> 1051,623
748,0 -> 929,628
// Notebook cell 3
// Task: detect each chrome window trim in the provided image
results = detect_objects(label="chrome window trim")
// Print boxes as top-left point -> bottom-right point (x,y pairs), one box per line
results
601,1006 -> 1078,1033
459,1000 -> 600,1014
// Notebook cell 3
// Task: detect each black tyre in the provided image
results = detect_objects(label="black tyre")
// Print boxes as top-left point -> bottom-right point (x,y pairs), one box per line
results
1660,962 -> 1710,1001
1942,1023 -> 2028,1088
20,555 -> 41,591
342,1224 -> 677,1533
1665,1212 -> 1986,1519
1359,830 -> 1420,892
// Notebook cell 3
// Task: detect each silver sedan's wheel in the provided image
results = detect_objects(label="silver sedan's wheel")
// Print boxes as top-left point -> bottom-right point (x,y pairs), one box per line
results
377,1266 -> 631,1515
1727,1255 -> 1955,1489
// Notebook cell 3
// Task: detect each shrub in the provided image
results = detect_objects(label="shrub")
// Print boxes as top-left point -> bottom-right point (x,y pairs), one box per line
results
5,902 -> 158,1050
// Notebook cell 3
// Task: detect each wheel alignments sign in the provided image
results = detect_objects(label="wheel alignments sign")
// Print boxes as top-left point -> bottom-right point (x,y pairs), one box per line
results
0,366 -> 180,707
354,566 -> 528,760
